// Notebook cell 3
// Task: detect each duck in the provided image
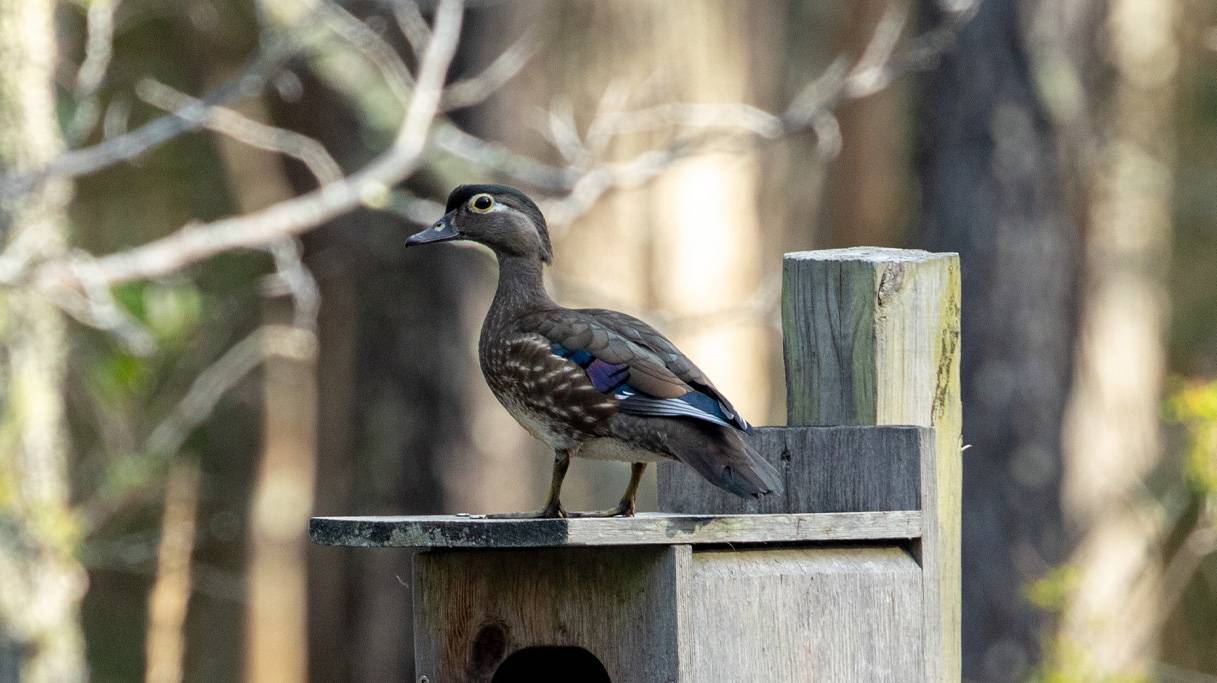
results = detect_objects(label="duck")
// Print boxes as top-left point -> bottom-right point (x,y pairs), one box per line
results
406,184 -> 782,517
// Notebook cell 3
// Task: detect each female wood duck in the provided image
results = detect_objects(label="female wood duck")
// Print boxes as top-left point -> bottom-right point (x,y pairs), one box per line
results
406,184 -> 782,517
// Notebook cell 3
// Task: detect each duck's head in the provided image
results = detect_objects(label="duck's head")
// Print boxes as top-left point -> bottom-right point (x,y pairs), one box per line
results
407,184 -> 553,264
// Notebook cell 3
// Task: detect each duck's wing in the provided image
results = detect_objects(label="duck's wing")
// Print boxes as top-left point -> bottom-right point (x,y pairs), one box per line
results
521,308 -> 750,431
578,308 -> 750,431
519,308 -> 780,498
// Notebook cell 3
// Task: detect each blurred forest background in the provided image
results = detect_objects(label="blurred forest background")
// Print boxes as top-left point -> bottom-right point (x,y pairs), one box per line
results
0,0 -> 1213,681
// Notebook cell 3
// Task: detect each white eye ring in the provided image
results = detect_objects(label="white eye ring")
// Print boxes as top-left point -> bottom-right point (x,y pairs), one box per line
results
469,193 -> 494,213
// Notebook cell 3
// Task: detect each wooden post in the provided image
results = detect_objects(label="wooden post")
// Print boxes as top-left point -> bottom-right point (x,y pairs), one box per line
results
782,248 -> 961,682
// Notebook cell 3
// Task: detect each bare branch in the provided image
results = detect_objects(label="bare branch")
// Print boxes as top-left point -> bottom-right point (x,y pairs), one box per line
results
262,239 -> 320,330
43,250 -> 157,354
80,325 -> 288,531
8,0 -> 967,333
416,0 -> 960,219
144,325 -> 314,459
385,189 -> 444,224
0,35 -> 302,200
783,57 -> 850,128
102,96 -> 133,139
67,0 -> 120,144
585,102 -> 786,142
441,25 -> 542,110
319,1 -> 414,100
31,0 -> 464,290
530,3 -> 966,230
432,123 -> 573,189
811,112 -> 843,160
541,144 -> 693,230
320,4 -> 548,181
136,79 -> 343,185
540,99 -> 588,164
392,0 -> 431,58
844,0 -> 910,99
397,0 -> 966,235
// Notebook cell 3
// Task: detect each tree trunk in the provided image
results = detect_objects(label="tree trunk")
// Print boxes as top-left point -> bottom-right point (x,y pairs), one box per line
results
916,0 -> 1081,679
198,81 -> 321,682
0,1 -> 89,681
646,0 -> 774,429
824,0 -> 914,249
1057,0 -> 1179,675
266,64 -> 490,681
246,305 -> 317,683
145,462 -> 202,683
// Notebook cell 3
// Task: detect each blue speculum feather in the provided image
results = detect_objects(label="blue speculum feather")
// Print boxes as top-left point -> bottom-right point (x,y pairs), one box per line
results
549,342 -> 741,429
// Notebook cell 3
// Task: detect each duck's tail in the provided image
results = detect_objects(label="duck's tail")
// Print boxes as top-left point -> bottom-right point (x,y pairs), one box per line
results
611,416 -> 783,498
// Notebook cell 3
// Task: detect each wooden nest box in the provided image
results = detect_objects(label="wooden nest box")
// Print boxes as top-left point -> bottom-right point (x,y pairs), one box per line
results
311,248 -> 961,683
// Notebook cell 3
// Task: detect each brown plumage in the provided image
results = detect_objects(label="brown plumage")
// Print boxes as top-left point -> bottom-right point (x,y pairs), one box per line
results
406,184 -> 782,517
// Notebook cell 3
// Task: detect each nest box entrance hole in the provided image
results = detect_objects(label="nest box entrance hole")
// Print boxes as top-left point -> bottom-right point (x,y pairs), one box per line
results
491,646 -> 611,683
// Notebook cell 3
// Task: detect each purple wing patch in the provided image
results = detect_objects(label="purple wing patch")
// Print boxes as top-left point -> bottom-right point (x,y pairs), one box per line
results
586,359 -> 629,393
551,342 -> 628,393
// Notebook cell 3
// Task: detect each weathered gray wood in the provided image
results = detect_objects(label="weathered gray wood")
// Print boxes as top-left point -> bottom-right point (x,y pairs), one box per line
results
676,546 -> 924,682
414,546 -> 684,683
781,248 -> 961,682
309,510 -> 922,549
658,425 -> 925,515
414,544 -> 924,683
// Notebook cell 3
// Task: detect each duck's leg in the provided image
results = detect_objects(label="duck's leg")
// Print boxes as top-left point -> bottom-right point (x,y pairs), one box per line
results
488,449 -> 570,518
568,462 -> 646,518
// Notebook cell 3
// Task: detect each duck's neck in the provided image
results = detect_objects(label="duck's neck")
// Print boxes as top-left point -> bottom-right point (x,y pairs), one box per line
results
489,254 -> 554,322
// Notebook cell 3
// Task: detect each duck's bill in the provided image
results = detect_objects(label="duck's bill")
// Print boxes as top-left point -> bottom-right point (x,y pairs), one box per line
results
406,213 -> 461,246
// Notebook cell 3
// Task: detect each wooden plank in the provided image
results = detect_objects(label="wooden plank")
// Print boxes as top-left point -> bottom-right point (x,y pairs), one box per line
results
677,546 -> 924,682
658,425 -> 925,514
414,546 -> 684,683
309,511 -> 922,549
781,248 -> 961,682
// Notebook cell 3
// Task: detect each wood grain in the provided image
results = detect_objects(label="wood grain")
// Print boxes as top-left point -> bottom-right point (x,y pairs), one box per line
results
414,546 -> 685,683
309,511 -> 922,548
677,546 -> 924,682
780,248 -> 962,682
658,425 -> 926,514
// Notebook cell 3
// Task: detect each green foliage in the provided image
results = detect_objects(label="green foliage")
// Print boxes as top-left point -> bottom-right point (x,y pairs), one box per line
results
1030,649 -> 1151,683
1166,378 -> 1217,496
1024,569 -> 1142,683
89,348 -> 152,403
85,282 -> 205,413
115,281 -> 204,348
1025,565 -> 1078,613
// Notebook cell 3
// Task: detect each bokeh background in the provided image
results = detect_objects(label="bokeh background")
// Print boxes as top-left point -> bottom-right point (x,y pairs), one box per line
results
0,0 -> 1214,681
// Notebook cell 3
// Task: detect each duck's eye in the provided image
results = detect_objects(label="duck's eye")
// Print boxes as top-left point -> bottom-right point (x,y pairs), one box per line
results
470,194 -> 494,213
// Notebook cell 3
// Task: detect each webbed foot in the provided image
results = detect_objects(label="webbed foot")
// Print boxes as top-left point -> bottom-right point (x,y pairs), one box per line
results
565,498 -> 635,518
486,501 -> 567,519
